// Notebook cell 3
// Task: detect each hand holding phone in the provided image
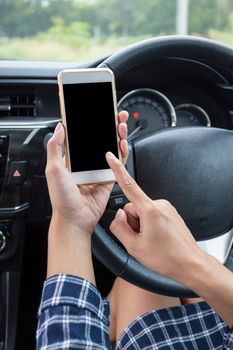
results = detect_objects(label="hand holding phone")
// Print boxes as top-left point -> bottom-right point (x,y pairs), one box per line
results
58,68 -> 121,185
46,111 -> 128,282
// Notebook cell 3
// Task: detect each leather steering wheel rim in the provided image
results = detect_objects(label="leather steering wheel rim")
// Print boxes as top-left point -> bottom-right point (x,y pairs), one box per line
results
92,36 -> 233,298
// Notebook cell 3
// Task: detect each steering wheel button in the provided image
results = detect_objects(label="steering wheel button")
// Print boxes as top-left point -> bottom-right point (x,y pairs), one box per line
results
108,195 -> 128,209
8,161 -> 28,185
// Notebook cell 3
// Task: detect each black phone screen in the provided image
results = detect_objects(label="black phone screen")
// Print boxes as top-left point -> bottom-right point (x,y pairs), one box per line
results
63,82 -> 118,172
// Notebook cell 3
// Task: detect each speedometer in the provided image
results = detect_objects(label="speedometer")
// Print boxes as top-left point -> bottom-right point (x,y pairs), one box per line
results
118,89 -> 176,140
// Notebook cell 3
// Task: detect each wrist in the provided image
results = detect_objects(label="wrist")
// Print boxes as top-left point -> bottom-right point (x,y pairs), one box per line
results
177,249 -> 220,296
49,213 -> 92,242
47,214 -> 95,284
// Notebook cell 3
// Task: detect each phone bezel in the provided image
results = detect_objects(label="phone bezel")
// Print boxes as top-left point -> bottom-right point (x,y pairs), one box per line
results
57,68 -> 121,185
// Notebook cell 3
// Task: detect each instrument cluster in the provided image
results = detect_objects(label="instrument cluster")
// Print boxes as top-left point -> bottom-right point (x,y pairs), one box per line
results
118,88 -> 211,141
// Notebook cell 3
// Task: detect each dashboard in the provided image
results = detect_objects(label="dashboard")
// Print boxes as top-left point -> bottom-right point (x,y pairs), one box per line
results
116,59 -> 232,139
0,37 -> 233,349
0,58 -> 231,213
118,87 -> 212,141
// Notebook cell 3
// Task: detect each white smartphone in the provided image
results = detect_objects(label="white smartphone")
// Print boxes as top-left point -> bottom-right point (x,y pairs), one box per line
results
57,68 -> 121,185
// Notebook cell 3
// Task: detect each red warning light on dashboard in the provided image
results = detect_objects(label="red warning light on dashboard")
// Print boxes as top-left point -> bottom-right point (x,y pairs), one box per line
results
13,170 -> 21,177
133,112 -> 139,118
8,161 -> 28,185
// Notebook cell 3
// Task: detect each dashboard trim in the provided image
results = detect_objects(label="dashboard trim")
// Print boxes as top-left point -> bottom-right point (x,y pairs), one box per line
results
0,119 -> 60,129
0,203 -> 29,219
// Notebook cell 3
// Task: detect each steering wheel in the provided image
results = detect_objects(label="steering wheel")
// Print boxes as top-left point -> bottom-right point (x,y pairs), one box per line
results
92,36 -> 233,298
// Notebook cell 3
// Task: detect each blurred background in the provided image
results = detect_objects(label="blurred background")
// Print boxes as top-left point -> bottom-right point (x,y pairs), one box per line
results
0,0 -> 233,61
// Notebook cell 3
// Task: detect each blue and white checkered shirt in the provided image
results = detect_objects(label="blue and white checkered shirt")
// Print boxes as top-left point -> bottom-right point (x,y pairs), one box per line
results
37,274 -> 233,349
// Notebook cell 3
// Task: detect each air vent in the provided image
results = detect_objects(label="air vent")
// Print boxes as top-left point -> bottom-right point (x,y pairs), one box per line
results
0,93 -> 36,117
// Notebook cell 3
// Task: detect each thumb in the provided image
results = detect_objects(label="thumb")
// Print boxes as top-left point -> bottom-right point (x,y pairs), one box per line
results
46,122 -> 65,167
110,208 -> 137,249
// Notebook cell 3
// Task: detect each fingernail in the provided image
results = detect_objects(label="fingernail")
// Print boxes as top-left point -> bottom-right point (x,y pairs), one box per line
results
116,208 -> 125,219
106,151 -> 116,160
55,122 -> 62,133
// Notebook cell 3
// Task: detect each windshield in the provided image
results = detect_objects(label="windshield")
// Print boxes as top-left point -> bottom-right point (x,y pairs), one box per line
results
0,0 -> 232,61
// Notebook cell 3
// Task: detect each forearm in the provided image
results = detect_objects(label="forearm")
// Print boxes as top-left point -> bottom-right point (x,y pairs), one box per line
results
47,214 -> 95,285
180,251 -> 233,327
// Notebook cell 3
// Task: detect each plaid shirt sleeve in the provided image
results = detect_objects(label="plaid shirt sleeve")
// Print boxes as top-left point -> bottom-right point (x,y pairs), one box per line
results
36,274 -> 111,350
223,327 -> 233,349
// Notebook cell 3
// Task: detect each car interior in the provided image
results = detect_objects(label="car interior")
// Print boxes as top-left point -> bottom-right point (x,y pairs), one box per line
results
0,34 -> 233,349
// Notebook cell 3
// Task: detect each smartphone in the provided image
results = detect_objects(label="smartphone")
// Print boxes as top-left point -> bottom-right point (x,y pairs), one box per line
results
57,68 -> 121,185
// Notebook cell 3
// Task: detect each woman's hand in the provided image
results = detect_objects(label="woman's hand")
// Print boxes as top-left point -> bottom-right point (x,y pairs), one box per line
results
107,152 -> 233,327
106,151 -> 203,283
46,111 -> 128,235
46,111 -> 128,282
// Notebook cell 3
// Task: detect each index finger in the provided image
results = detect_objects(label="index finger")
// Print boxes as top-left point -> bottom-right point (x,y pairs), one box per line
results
106,151 -> 151,210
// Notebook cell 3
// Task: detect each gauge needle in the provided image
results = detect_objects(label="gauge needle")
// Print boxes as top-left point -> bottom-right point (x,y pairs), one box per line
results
128,119 -> 146,141
128,125 -> 142,141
